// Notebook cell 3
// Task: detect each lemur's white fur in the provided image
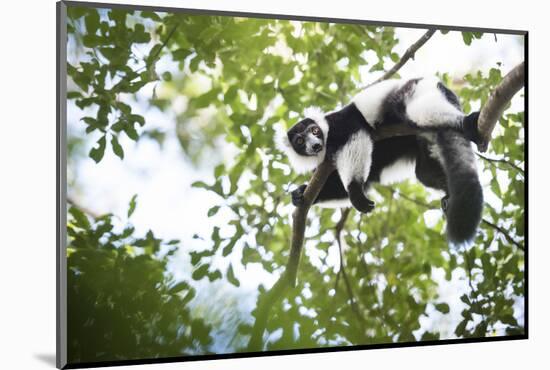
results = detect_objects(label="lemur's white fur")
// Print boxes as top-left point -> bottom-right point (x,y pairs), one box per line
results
352,77 -> 464,128
316,198 -> 352,208
352,79 -> 401,127
335,131 -> 373,188
379,158 -> 416,185
406,78 -> 464,127
276,107 -> 329,174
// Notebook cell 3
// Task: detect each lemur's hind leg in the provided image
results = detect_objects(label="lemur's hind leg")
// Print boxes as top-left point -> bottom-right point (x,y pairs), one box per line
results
335,131 -> 375,214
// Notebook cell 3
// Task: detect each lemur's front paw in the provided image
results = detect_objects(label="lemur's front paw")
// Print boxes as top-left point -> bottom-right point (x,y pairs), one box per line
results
352,196 -> 375,214
291,184 -> 307,207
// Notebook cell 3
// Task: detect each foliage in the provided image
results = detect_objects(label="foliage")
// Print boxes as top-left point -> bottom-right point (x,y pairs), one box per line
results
67,201 -> 212,363
66,4 -> 525,362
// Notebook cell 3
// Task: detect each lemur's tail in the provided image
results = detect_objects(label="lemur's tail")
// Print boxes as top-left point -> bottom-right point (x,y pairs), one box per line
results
437,129 -> 483,244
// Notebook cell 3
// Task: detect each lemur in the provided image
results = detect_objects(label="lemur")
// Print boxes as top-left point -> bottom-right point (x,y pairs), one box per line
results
277,77 -> 483,244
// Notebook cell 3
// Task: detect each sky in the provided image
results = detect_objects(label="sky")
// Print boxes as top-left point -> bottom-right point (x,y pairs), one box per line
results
67,21 -> 524,350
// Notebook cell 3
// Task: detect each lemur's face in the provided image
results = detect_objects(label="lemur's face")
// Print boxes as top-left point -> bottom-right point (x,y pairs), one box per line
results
287,118 -> 324,156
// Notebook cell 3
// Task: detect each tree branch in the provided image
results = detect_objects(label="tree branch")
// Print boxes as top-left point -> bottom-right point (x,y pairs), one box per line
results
481,219 -> 524,251
476,152 -> 524,175
334,209 -> 366,328
287,161 -> 337,286
476,61 -> 525,152
246,161 -> 335,351
388,188 -> 525,252
367,61 -> 525,146
368,29 -> 437,87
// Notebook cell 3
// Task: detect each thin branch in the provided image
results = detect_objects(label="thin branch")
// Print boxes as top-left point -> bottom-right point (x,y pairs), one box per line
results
385,187 -> 433,209
476,152 -> 524,176
476,62 -> 525,152
461,245 -> 487,323
148,22 -> 180,66
132,22 -> 181,75
333,209 -> 351,294
368,29 -> 437,87
334,209 -> 366,328
481,219 -> 524,251
387,188 -> 525,252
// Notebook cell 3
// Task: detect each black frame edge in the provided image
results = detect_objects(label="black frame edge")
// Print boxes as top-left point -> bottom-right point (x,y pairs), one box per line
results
64,335 -> 528,369
62,0 -> 527,35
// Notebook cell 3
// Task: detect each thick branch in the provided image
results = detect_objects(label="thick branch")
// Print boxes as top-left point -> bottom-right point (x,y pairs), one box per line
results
371,123 -> 421,141
476,62 -> 525,152
369,29 -> 437,87
246,161 -> 335,351
286,161 -> 336,286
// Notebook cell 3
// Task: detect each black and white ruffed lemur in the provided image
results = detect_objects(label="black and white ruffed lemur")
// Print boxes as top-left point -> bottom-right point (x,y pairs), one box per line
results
277,77 -> 483,244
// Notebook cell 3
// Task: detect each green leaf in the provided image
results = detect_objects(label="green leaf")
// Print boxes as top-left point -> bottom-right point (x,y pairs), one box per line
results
193,88 -> 220,109
462,32 -> 473,45
172,48 -> 192,61
224,86 -> 239,103
435,303 -> 450,314
146,43 -> 163,65
191,181 -> 210,190
207,206 -> 220,217
129,114 -> 146,126
226,264 -> 240,287
67,91 -> 82,99
127,194 -> 138,218
89,135 -> 107,163
69,206 -> 90,229
123,122 -> 139,141
207,270 -> 222,282
141,10 -> 161,21
192,264 -> 209,280
455,319 -> 468,337
214,164 -> 225,178
168,281 -> 190,294
133,23 -> 151,44
162,71 -> 172,81
111,135 -> 124,159
84,11 -> 100,34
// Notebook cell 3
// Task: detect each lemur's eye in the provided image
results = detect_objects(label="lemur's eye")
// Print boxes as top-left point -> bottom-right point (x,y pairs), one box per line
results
295,137 -> 304,145
311,127 -> 320,135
